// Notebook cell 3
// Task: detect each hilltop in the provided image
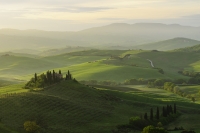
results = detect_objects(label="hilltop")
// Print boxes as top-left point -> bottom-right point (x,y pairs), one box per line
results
133,38 -> 200,51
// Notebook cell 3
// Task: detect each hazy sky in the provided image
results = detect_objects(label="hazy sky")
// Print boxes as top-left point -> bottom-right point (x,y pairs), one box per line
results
0,0 -> 200,31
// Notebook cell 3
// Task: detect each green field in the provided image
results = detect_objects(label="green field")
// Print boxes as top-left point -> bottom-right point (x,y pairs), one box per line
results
0,81 -> 200,133
1,49 -> 200,132
1,49 -> 200,82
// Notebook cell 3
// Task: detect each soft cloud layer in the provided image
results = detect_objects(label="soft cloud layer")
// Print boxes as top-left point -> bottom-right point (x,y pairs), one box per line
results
0,0 -> 200,31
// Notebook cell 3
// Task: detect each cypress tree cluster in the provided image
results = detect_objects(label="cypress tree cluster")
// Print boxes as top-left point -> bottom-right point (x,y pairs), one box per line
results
25,69 -> 77,89
143,103 -> 177,121
162,104 -> 176,117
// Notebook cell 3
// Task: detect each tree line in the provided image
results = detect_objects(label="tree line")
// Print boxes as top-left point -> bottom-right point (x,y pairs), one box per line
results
143,104 -> 177,121
113,104 -> 179,133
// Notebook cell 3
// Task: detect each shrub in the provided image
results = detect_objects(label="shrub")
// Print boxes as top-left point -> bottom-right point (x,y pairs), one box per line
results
129,117 -> 149,129
24,121 -> 40,133
142,125 -> 168,133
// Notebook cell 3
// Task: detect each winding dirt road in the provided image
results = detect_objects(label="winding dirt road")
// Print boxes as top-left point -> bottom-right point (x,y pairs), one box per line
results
147,59 -> 154,68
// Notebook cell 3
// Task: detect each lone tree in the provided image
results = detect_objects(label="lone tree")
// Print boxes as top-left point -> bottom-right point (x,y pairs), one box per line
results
59,70 -> 62,74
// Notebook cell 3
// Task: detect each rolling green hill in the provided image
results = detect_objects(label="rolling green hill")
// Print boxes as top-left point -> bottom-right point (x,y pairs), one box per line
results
1,49 -> 200,83
0,53 -> 107,81
133,38 -> 200,51
0,80 -> 200,133
0,80 -> 144,133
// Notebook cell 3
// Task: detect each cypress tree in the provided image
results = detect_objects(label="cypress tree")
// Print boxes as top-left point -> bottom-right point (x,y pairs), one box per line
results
169,105 -> 173,114
49,71 -> 52,84
66,74 -> 68,80
70,74 -> 73,80
174,103 -> 176,114
46,71 -> 49,83
68,70 -> 70,77
156,107 -> 159,120
67,70 -> 73,80
59,70 -> 62,74
144,113 -> 148,120
162,106 -> 165,117
163,106 -> 167,117
166,105 -> 170,116
150,108 -> 153,121
53,70 -> 55,82
44,73 -> 47,85
34,73 -> 37,82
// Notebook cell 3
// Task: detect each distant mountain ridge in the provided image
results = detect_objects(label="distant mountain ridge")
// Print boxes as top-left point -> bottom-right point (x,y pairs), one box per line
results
0,23 -> 200,52
133,37 -> 200,51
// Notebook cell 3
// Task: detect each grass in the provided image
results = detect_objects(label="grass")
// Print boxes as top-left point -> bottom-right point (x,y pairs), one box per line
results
0,81 -> 135,133
0,54 -> 107,81
0,78 -> 20,87
0,83 -> 28,95
179,85 -> 200,103
0,81 -> 200,132
94,84 -> 200,132
0,123 -> 18,133
53,61 -> 168,82
1,49 -> 200,83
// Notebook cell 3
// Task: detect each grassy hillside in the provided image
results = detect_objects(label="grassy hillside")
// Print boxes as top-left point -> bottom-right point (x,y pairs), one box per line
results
0,55 -> 57,80
1,49 -> 200,83
97,85 -> 200,131
58,61 -> 165,82
133,38 -> 200,51
1,80 -> 200,133
0,54 -> 107,80
136,51 -> 200,72
0,83 -> 28,94
0,81 -> 140,133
